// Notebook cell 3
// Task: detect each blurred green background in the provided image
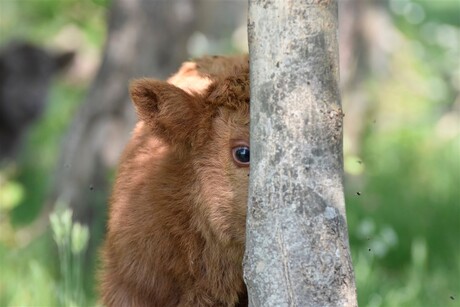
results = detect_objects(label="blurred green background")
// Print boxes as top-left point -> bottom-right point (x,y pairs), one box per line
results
0,0 -> 458,306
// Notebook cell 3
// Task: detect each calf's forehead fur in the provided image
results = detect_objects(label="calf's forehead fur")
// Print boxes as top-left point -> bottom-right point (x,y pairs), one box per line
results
130,55 -> 249,146
168,55 -> 249,109
168,54 -> 249,111
168,55 -> 249,86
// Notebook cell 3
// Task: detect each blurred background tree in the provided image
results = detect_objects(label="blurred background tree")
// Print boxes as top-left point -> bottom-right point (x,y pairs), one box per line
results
0,0 -> 458,306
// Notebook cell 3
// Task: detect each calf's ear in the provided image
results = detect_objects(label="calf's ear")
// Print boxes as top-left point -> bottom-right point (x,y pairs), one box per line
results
130,78 -> 209,144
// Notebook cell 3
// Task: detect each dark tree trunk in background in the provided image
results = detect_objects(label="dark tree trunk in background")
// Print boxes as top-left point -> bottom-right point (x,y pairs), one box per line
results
244,1 -> 357,305
339,0 -> 398,155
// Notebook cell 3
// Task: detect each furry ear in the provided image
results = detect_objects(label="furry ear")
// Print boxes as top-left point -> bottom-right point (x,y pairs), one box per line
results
130,78 -> 210,145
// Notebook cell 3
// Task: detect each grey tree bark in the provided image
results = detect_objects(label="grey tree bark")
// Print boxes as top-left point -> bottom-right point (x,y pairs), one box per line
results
244,1 -> 357,306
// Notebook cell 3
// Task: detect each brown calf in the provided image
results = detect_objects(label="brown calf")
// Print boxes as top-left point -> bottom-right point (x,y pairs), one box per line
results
100,55 -> 249,306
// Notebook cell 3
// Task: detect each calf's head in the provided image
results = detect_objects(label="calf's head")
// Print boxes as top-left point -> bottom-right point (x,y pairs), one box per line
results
130,68 -> 249,245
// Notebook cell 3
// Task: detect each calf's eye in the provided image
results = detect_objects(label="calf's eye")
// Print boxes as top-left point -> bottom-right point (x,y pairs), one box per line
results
232,146 -> 250,166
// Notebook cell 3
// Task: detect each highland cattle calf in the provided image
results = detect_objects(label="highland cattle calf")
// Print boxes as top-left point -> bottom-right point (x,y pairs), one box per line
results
100,55 -> 250,307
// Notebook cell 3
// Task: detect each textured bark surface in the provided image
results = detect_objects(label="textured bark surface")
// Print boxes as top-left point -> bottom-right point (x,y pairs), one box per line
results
244,1 -> 357,306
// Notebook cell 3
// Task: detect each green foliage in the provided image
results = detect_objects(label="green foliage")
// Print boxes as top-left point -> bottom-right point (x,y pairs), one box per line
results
0,0 -> 107,46
345,2 -> 460,305
0,1 -> 106,305
0,245 -> 57,307
413,0 -> 460,26
10,82 -> 86,225
0,226 -> 58,305
50,208 -> 90,307
0,209 -> 91,307
0,179 -> 24,211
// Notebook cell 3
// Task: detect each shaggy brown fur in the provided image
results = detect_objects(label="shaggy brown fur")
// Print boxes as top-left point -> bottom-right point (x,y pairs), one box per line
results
100,55 -> 249,306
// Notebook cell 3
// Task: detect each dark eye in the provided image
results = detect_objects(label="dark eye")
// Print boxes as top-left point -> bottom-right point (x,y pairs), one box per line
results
232,146 -> 250,166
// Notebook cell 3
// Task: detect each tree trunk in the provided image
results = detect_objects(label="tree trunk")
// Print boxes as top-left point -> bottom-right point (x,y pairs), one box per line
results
339,0 -> 399,156
244,1 -> 357,306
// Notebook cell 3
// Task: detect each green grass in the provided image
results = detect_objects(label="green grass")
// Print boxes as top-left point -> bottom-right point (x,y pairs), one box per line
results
0,234 -> 57,307
0,209 -> 92,307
